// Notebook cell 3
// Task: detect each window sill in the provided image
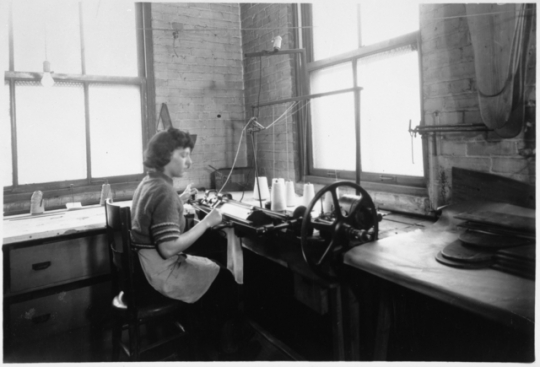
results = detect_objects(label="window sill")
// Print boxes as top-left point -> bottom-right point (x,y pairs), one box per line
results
304,175 -> 427,196
303,175 -> 433,217
3,180 -> 141,217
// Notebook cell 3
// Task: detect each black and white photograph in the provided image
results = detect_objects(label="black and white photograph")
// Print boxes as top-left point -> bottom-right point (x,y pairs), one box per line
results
1,0 -> 536,363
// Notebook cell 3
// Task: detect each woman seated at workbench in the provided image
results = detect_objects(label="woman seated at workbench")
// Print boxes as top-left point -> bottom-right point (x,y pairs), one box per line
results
130,127 -> 247,357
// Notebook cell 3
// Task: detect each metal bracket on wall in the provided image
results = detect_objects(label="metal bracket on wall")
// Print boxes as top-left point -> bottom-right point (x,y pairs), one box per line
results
409,123 -> 492,135
409,122 -> 492,156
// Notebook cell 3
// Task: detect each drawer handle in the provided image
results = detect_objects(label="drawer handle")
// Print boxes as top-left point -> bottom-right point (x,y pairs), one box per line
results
32,313 -> 51,324
32,261 -> 51,271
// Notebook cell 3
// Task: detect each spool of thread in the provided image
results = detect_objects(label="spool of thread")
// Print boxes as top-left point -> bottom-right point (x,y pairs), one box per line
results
30,190 -> 44,215
271,178 -> 287,211
285,180 -> 296,207
322,188 -> 340,213
302,183 -> 315,207
253,176 -> 270,200
100,183 -> 113,205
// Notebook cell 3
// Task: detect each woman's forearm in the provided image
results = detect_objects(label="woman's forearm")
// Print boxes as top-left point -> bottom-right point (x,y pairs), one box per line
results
158,220 -> 209,258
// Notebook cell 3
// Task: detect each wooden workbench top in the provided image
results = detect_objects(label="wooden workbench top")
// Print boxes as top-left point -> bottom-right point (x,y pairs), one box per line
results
2,202 -> 131,245
2,191 -> 300,246
343,201 -> 535,332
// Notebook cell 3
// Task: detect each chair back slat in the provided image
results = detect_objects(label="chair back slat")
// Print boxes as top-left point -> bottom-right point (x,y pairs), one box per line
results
105,199 -> 140,312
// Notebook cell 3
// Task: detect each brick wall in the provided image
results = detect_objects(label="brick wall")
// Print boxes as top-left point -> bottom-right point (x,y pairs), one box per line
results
240,4 -> 300,187
151,3 -> 246,190
239,3 -> 536,211
420,4 -> 536,207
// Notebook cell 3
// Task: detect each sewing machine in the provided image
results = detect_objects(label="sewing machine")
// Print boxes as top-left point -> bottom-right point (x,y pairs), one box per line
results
190,181 -> 382,281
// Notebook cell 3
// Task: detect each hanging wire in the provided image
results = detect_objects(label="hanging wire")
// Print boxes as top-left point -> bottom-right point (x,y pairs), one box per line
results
302,99 -> 309,178
135,7 -> 534,35
216,120 -> 250,195
142,25 -> 315,32
216,94 -> 311,195
274,11 -> 280,181
432,7 -> 534,21
264,100 -> 300,130
250,131 -> 264,207
255,56 -> 263,119
270,99 -> 311,131
285,106 -> 290,181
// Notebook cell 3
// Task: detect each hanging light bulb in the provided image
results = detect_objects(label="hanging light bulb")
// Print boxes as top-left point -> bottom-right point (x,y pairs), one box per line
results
41,9 -> 54,88
41,60 -> 55,87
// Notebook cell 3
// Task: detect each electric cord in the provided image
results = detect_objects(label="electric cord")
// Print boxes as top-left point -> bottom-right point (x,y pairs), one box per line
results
251,131 -> 264,208
256,56 -> 262,119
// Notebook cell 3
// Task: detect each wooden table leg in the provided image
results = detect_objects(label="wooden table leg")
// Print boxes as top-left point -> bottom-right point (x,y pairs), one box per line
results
342,284 -> 361,360
373,284 -> 391,361
329,286 -> 345,361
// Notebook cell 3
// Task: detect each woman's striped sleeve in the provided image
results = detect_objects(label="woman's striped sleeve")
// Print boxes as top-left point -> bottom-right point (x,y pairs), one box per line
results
151,222 -> 181,245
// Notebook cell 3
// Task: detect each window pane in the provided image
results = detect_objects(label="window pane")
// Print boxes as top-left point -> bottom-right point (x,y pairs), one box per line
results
89,84 -> 143,178
360,3 -> 419,46
311,93 -> 356,171
82,1 -> 138,76
12,0 -> 81,73
310,62 -> 353,94
15,82 -> 86,184
357,48 -> 423,176
1,0 -> 8,71
2,82 -> 12,187
312,3 -> 359,60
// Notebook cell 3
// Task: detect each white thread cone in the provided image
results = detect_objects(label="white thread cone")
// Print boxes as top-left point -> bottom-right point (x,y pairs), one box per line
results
271,178 -> 287,211
285,180 -> 296,207
322,188 -> 340,213
302,183 -> 315,207
253,176 -> 270,200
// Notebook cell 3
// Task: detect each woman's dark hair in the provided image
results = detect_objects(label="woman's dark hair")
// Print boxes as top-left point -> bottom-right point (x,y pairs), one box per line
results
143,128 -> 195,171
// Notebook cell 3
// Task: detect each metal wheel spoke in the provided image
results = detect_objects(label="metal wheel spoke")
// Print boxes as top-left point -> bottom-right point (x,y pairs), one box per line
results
312,217 -> 334,232
300,180 -> 379,282
316,239 -> 334,266
331,189 -> 343,219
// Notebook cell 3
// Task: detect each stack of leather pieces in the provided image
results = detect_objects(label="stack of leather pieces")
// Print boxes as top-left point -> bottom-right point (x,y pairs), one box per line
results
435,236 -> 496,269
492,244 -> 535,280
436,210 -> 535,280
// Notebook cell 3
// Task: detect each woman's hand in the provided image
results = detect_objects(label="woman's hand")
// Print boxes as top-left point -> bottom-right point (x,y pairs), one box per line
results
203,208 -> 223,228
179,183 -> 198,203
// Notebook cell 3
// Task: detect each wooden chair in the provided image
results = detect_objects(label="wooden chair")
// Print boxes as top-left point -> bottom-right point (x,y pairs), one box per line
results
104,199 -> 192,361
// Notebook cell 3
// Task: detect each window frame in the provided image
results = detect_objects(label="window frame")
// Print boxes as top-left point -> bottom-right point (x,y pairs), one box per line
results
300,4 -> 428,194
3,2 -> 156,196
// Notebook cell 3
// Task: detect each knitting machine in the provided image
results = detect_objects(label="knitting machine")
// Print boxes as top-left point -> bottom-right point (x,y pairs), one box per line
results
190,181 -> 381,280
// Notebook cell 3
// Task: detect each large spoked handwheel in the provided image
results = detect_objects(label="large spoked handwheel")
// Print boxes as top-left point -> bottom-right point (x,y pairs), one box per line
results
300,181 -> 379,281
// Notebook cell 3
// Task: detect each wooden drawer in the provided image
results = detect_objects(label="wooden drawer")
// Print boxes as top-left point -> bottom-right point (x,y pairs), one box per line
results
9,234 -> 110,294
8,281 -> 110,343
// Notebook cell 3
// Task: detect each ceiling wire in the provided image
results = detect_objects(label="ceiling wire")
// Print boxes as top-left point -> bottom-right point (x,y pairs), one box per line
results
141,8 -> 534,34
431,8 -> 534,21
141,26 -> 314,32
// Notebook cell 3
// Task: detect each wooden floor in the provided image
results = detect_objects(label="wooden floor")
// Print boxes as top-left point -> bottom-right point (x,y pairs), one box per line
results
3,319 -> 298,363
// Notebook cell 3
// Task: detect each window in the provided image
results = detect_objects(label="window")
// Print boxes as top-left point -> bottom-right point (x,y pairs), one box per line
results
2,1 -> 151,190
303,3 -> 425,188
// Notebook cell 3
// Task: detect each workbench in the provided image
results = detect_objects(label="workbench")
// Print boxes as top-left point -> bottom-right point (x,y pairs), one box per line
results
342,200 -> 535,361
3,193 -> 357,360
2,203 -> 132,349
8,190 -> 524,361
